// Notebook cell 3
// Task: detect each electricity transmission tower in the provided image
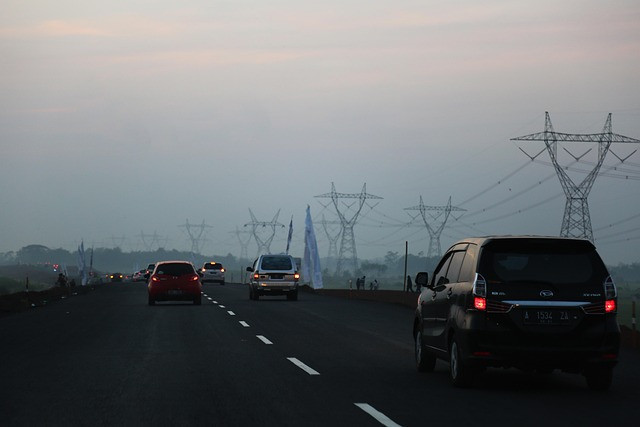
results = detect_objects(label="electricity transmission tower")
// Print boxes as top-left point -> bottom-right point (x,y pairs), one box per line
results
231,226 -> 253,261
244,209 -> 285,256
315,183 -> 382,274
405,196 -> 466,258
317,214 -> 342,270
178,219 -> 212,254
138,231 -> 163,251
512,112 -> 639,241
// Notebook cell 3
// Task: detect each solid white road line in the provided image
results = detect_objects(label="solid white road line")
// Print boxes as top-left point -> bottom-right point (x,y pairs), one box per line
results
227,311 -> 235,316
256,335 -> 273,345
239,321 -> 250,327
287,357 -> 320,375
354,404 -> 402,427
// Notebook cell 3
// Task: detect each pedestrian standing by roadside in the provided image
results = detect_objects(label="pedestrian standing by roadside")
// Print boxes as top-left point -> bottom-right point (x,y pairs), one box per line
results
406,275 -> 413,292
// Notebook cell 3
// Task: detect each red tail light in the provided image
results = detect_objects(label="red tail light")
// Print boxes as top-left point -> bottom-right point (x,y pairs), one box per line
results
221,268 -> 225,272
294,273 -> 300,280
605,299 -> 616,313
253,273 -> 259,279
190,275 -> 199,282
474,297 -> 486,311
151,276 -> 160,282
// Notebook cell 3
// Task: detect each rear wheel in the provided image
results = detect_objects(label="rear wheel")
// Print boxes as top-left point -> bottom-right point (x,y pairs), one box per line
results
287,290 -> 298,301
449,337 -> 475,387
415,329 -> 436,372
584,365 -> 613,391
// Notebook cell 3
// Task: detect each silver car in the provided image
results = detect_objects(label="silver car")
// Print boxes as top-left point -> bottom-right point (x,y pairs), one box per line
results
201,262 -> 225,285
246,254 -> 299,300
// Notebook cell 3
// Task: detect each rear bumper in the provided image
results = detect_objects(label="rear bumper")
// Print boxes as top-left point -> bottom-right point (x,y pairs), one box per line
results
251,282 -> 298,295
455,311 -> 620,371
149,284 -> 201,300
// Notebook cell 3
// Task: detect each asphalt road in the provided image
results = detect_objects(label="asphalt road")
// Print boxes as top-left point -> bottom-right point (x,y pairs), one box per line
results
1,282 -> 639,426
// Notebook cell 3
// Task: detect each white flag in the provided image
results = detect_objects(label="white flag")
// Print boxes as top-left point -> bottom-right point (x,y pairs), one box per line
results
303,205 -> 323,289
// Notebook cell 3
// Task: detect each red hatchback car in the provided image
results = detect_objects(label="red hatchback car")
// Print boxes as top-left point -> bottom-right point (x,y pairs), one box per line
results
148,261 -> 202,305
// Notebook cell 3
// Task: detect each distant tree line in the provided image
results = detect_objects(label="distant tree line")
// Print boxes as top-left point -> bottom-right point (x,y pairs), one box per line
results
1,245 -> 639,284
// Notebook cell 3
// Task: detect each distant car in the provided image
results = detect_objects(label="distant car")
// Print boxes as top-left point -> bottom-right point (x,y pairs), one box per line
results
109,273 -> 123,282
132,270 -> 146,282
148,261 -> 202,305
413,236 -> 620,390
143,263 -> 156,281
246,254 -> 299,300
201,262 -> 225,285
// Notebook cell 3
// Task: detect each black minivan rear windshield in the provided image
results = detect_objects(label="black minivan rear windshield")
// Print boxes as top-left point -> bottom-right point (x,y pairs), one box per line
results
261,256 -> 292,270
479,239 -> 607,285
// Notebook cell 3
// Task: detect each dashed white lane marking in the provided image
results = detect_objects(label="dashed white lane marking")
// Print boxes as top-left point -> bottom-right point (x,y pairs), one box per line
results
239,321 -> 250,327
206,297 -> 212,301
256,335 -> 273,345
218,305 -> 226,308
354,404 -> 402,427
227,311 -> 235,316
287,357 -> 320,375
212,300 -> 218,304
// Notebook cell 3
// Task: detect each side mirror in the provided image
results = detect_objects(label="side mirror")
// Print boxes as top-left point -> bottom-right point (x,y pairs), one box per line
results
415,272 -> 429,287
246,266 -> 254,272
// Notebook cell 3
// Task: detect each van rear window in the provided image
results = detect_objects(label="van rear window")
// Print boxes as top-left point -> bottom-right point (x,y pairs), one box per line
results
479,239 -> 607,285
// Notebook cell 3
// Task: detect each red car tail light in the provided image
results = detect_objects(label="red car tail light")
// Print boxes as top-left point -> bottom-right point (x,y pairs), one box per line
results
605,299 -> 616,313
189,275 -> 199,282
151,276 -> 160,282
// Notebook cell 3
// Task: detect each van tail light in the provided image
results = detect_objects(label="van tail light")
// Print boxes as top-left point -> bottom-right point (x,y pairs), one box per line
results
294,273 -> 300,280
221,268 -> 225,272
605,300 -> 616,313
254,273 -> 259,280
472,273 -> 487,311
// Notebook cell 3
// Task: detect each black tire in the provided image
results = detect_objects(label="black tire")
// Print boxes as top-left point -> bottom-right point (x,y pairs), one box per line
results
148,295 -> 155,306
287,291 -> 298,301
585,365 -> 613,391
449,336 -> 475,387
220,280 -> 225,286
415,329 -> 436,372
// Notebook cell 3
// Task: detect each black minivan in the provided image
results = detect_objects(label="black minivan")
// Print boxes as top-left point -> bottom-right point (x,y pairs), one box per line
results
413,236 -> 620,390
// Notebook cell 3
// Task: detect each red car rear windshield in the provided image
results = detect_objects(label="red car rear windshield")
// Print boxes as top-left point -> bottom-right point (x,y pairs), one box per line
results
155,263 -> 195,276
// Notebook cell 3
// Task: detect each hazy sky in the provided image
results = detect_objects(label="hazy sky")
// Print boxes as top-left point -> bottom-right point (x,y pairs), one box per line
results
1,0 -> 639,265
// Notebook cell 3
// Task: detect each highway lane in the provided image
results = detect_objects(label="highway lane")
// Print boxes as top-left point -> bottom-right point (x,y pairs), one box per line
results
1,282 -> 639,426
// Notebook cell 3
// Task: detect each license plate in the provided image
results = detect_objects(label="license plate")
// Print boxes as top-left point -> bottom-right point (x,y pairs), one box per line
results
523,309 -> 571,325
168,290 -> 183,295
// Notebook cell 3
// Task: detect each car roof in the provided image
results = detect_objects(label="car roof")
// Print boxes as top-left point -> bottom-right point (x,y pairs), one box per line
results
446,235 -> 594,251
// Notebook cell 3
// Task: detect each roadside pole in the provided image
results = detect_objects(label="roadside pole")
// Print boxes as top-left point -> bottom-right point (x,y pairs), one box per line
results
633,297 -> 637,348
403,241 -> 408,292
